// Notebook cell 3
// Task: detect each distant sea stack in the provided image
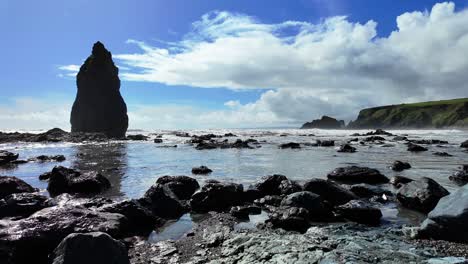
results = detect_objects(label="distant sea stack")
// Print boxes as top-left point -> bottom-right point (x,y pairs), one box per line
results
70,41 -> 128,138
301,116 -> 345,129
348,98 -> 468,129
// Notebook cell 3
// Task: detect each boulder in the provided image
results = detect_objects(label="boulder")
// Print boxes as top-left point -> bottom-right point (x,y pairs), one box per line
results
364,136 -> 386,142
70,41 -> 128,138
303,179 -> 357,206
51,232 -> 130,264
141,183 -> 186,219
407,143 -> 428,152
280,191 -> 332,220
254,174 -> 301,196
416,184 -> 468,242
335,200 -> 382,225
156,175 -> 200,200
0,176 -> 35,199
390,176 -> 413,188
461,140 -> 468,148
34,155 -> 66,162
191,166 -> 213,175
0,193 -> 51,218
327,166 -> 389,184
126,134 -> 148,141
390,161 -> 411,172
254,195 -> 283,207
0,150 -> 19,165
337,144 -> 356,153
396,177 -> 449,213
317,140 -> 335,147
449,165 -> 468,185
230,205 -> 261,220
393,136 -> 408,141
410,139 -> 448,145
46,166 -> 111,196
301,116 -> 345,129
349,184 -> 392,198
153,138 -> 163,143
279,142 -> 301,149
266,207 -> 311,233
190,181 -> 244,212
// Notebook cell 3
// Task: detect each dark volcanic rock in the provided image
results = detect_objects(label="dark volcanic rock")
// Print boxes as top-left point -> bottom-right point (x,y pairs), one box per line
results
46,166 -> 111,196
407,143 -> 428,152
254,174 -> 301,196
156,175 -> 200,200
327,166 -> 389,184
70,41 -> 128,138
51,232 -> 130,264
390,160 -> 412,172
279,142 -> 301,149
0,193 -> 51,219
396,177 -> 449,213
192,166 -> 213,175
303,179 -> 357,206
190,181 -> 244,212
141,183 -> 186,218
337,144 -> 356,153
0,176 -> 35,199
0,206 -> 126,264
335,200 -> 382,225
0,150 -> 19,165
449,165 -> 468,185
301,116 -> 345,129
280,191 -> 331,220
390,176 -> 413,188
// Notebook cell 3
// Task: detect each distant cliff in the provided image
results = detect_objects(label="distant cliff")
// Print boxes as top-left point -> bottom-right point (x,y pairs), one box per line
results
301,116 -> 345,129
348,98 -> 468,129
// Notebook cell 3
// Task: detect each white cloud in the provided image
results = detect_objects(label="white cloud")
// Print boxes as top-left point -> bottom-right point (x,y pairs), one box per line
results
58,64 -> 80,77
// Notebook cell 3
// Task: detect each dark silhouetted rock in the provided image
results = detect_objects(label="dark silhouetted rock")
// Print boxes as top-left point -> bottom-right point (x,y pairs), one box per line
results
46,166 -> 111,196
0,176 -> 35,199
349,184 -> 392,198
0,193 -> 51,219
190,181 -> 244,212
279,142 -> 301,149
327,166 -> 389,184
303,179 -> 357,206
390,176 -> 413,188
301,116 -> 345,129
254,175 -> 301,196
449,165 -> 468,185
407,143 -> 428,152
337,144 -> 356,153
34,155 -> 66,162
364,136 -> 386,142
141,183 -> 186,219
317,140 -> 335,147
192,166 -> 213,175
397,177 -> 449,213
433,152 -> 453,157
393,136 -> 408,141
51,232 -> 130,264
70,41 -> 128,138
280,191 -> 332,220
335,200 -> 382,226
156,175 -> 200,200
461,140 -> 468,148
410,139 -> 448,145
391,160 -> 411,171
0,150 -> 19,165
126,134 -> 148,141
153,138 -> 163,143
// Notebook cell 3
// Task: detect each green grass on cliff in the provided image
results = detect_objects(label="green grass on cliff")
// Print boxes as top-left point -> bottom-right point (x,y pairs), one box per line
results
400,98 -> 468,108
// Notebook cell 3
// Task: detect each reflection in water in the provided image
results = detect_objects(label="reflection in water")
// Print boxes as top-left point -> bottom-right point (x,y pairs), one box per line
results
72,143 -> 128,197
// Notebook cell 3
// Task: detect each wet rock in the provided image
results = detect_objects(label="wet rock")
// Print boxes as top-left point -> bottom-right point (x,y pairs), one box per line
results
141,183 -> 186,219
348,138 -> 359,142
191,166 -> 213,175
190,181 -> 244,212
34,155 -> 66,162
175,132 -> 190,137
242,187 -> 263,203
195,139 -> 254,150
255,174 -> 301,196
0,150 -> 19,165
126,134 -> 148,141
153,138 -> 163,143
334,200 -> 382,225
433,152 -> 453,157
390,175 -> 413,188
327,166 -> 389,184
0,206 -> 126,264
0,128 -> 110,144
0,193 -> 51,219
46,166 -> 111,196
51,232 -> 130,264
449,165 -> 468,185
230,205 -> 261,220
281,191 -> 332,220
253,195 -> 283,207
366,129 -> 394,136
266,206 -> 311,233
303,179 -> 357,206
337,144 -> 356,153
397,177 -> 449,213
407,143 -> 428,152
70,42 -> 128,138
411,139 -> 448,145
391,160 -> 412,172
393,136 -> 408,141
156,175 -> 200,200
461,140 -> 468,148
224,133 -> 236,137
364,136 -> 386,142
317,140 -> 335,147
0,176 -> 35,199
279,142 -> 301,149
416,184 -> 468,242
349,184 -> 392,198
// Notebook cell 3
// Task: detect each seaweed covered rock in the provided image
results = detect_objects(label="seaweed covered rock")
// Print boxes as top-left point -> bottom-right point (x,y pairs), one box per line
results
70,41 -> 128,138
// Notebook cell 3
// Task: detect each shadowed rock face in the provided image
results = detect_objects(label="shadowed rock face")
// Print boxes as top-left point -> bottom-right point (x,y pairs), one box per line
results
71,41 -> 128,138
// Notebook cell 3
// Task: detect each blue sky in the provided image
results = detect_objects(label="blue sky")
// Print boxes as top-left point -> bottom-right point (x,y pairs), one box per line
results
1,0 -> 468,130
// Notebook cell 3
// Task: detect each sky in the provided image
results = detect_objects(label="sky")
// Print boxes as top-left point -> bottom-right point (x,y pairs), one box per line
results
1,0 -> 468,130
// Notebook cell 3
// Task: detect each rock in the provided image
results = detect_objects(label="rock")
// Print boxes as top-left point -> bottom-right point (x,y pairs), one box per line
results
70,42 -> 128,138
0,176 -> 35,199
390,176 -> 413,188
461,140 -> 468,148
364,136 -> 386,142
433,152 -> 453,157
411,139 -> 448,145
156,175 -> 200,200
337,144 -> 356,153
0,129 -> 110,144
449,165 -> 468,185
280,191 -> 332,220
192,166 -> 213,175
366,129 -> 393,136
242,187 -> 263,203
253,195 -> 283,207
0,150 -> 19,165
266,207 -> 311,233
34,155 -> 66,162
397,177 -> 449,213
195,139 -> 254,150
46,166 -> 111,196
126,134 -> 148,141
301,116 -> 345,129
416,184 -> 468,242
254,174 -> 301,196
224,133 -> 237,137
0,206 -> 126,264
303,179 -> 357,206
335,200 -> 382,225
190,181 -> 244,212
230,205 -> 261,220
327,166 -> 389,184
279,142 -> 301,149
317,140 -> 335,147
51,232 -> 130,264
0,193 -> 51,219
141,183 -> 186,219
153,138 -> 163,143
407,143 -> 428,152
391,160 -> 412,171
349,184 -> 392,198
393,136 -> 408,141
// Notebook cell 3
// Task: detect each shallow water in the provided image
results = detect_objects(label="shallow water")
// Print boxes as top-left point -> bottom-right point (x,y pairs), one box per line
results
1,128 -> 467,238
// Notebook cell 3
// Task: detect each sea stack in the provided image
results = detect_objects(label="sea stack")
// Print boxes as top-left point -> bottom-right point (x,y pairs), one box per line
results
70,41 -> 128,138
